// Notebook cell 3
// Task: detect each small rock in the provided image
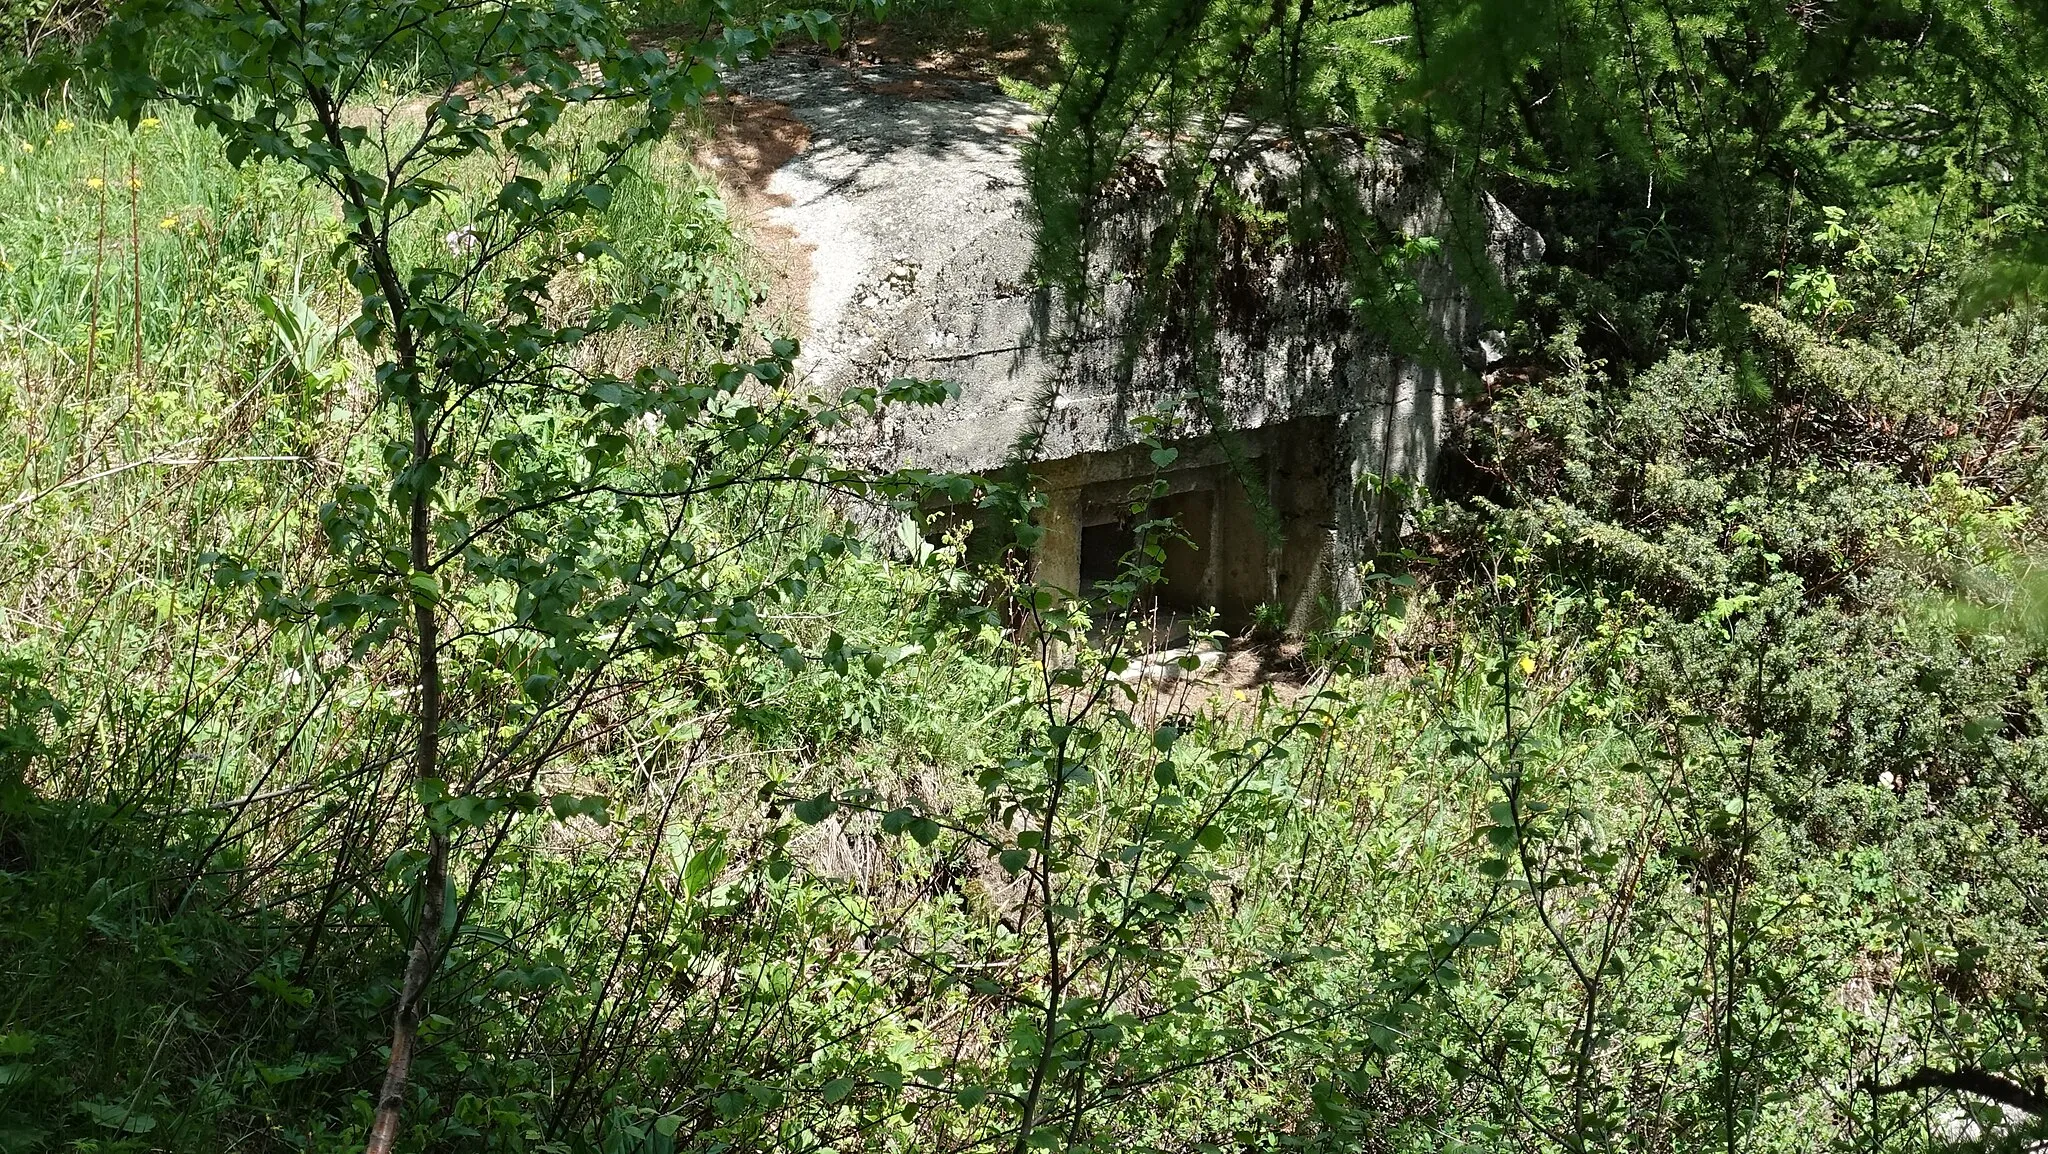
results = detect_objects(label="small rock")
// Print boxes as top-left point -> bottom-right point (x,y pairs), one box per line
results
1113,646 -> 1226,686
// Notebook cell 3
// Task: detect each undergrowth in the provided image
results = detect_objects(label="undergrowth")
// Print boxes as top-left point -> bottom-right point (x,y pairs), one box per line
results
6,5 -> 2048,1154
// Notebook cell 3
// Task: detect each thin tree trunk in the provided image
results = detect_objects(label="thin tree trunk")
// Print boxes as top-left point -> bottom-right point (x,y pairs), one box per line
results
1012,727 -> 1071,1154
312,69 -> 445,1146
365,413 -> 445,1154
365,828 -> 447,1152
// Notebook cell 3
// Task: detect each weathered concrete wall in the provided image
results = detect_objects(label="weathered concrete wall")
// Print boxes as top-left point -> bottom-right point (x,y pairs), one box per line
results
725,54 -> 1539,623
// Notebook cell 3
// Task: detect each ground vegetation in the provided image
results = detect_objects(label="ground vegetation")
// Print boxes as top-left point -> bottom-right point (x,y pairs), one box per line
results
6,2 -> 2048,1153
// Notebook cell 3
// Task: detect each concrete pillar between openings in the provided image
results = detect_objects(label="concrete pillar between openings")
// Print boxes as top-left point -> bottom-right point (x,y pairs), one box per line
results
1037,488 -> 1082,597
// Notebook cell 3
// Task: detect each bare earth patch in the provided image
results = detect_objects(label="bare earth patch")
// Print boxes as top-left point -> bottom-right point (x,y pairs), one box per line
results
830,18 -> 1064,90
694,92 -> 814,336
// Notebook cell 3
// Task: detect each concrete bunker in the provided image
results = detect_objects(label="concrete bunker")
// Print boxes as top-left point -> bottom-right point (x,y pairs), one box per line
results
718,53 -> 1540,632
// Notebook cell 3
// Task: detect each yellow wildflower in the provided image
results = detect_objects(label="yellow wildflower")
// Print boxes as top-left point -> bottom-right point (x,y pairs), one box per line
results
159,215 -> 178,230
85,176 -> 104,190
19,141 -> 31,154
53,119 -> 73,134
139,116 -> 161,130
1517,655 -> 1537,675
128,175 -> 142,190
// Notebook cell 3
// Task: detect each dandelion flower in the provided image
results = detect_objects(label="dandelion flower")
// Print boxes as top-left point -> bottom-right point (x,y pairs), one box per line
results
159,215 -> 178,230
85,176 -> 104,190
53,119 -> 73,133
139,116 -> 161,130
1518,655 -> 1537,675
129,175 -> 142,190
19,142 -> 31,154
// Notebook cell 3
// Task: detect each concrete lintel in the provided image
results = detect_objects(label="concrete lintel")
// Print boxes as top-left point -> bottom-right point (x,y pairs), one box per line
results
1031,436 -> 1262,494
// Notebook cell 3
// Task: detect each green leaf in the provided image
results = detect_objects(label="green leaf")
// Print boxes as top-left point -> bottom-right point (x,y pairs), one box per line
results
792,792 -> 837,824
406,571 -> 440,602
822,1077 -> 855,1103
77,1100 -> 155,1134
998,848 -> 1030,875
550,793 -> 609,824
683,843 -> 726,897
1194,825 -> 1226,851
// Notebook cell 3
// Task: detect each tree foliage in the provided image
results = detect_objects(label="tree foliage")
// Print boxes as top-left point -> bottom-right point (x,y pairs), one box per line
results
1009,0 -> 2048,362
